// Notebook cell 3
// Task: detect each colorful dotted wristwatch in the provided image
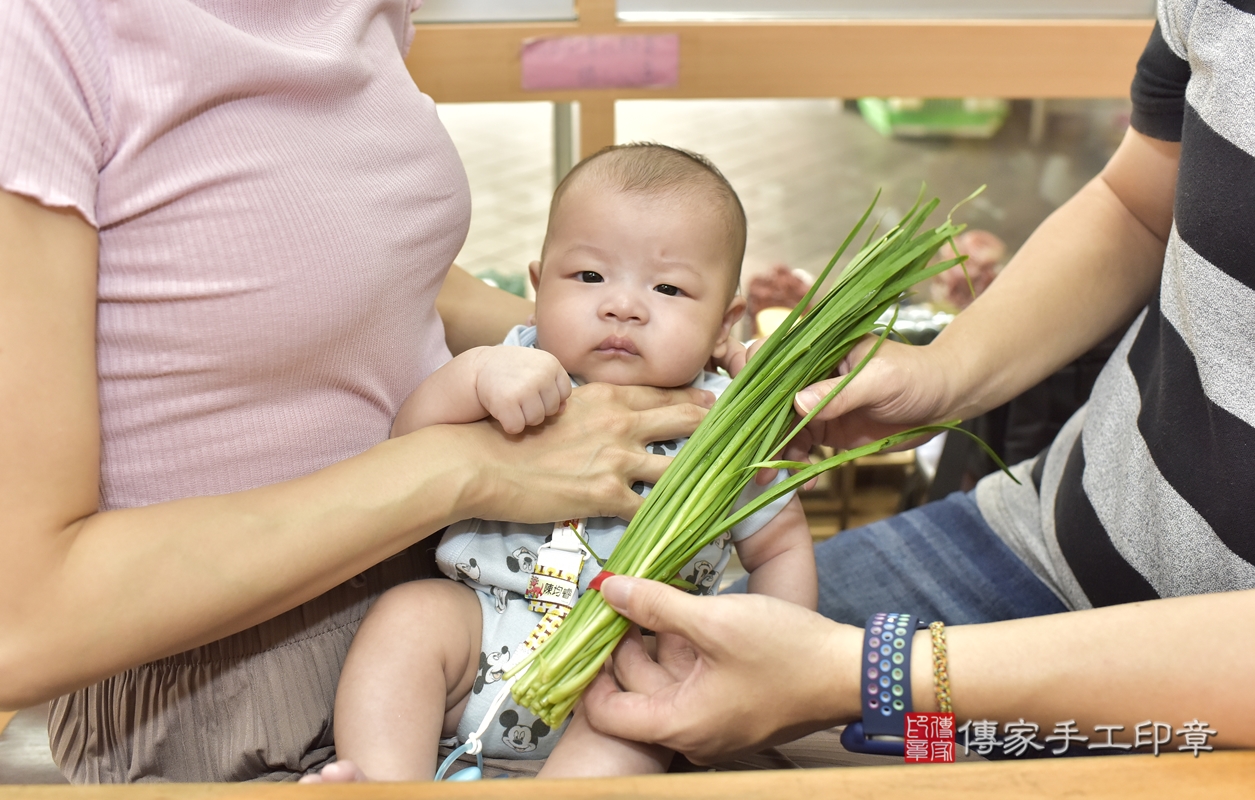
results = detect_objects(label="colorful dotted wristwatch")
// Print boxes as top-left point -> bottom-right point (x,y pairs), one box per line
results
840,612 -> 928,756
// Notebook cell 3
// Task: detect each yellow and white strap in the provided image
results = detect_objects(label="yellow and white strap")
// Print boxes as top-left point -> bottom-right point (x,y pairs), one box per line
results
521,519 -> 588,652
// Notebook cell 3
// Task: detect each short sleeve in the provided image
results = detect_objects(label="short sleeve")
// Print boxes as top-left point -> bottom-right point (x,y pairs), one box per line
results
727,468 -> 793,542
1129,21 -> 1191,142
0,0 -> 110,226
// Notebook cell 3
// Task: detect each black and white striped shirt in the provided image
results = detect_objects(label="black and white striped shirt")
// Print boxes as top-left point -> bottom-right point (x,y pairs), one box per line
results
977,0 -> 1255,609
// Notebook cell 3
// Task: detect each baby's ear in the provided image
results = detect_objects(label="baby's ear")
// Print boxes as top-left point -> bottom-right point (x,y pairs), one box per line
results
526,261 -> 542,326
711,295 -> 748,357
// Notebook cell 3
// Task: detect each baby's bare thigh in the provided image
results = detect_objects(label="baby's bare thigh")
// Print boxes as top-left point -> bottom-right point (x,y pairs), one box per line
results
353,578 -> 483,726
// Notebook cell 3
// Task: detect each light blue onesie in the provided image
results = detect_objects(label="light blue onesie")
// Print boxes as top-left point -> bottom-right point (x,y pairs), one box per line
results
438,325 -> 791,759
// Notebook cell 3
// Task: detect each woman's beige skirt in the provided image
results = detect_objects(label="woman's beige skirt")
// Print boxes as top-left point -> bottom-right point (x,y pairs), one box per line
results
48,541 -> 438,782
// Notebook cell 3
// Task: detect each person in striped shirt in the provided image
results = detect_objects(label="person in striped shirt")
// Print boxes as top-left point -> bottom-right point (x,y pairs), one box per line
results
583,0 -> 1255,758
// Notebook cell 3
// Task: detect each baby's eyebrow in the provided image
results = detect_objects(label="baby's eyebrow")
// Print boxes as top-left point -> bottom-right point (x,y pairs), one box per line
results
560,243 -> 613,260
650,257 -> 704,273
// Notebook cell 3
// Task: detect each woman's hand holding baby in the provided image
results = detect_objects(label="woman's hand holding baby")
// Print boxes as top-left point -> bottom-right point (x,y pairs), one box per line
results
452,382 -> 715,524
473,346 -> 572,434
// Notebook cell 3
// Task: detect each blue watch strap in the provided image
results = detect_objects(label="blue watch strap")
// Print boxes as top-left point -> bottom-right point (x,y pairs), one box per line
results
840,721 -> 910,756
860,612 -> 927,738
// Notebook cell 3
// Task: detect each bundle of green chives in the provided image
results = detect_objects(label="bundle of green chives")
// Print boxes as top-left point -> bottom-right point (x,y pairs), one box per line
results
506,188 -> 998,727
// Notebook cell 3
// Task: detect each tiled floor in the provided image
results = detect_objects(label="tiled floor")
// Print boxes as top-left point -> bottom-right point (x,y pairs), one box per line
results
438,97 -> 1130,290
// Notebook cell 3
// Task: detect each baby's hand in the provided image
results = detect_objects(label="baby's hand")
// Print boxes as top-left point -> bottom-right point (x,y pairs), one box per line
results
475,348 -> 572,434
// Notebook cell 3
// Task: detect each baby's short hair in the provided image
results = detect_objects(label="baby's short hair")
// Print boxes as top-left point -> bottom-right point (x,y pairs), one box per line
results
545,143 -> 747,284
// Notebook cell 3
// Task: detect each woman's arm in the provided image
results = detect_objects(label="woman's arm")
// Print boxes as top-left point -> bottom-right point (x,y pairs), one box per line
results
931,125 -> 1177,420
921,591 -> 1254,748
793,127 -> 1180,450
583,578 -> 1255,762
0,191 -> 711,709
436,264 -> 534,355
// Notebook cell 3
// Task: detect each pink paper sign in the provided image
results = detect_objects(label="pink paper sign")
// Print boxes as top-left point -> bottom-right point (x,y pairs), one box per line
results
521,34 -> 679,91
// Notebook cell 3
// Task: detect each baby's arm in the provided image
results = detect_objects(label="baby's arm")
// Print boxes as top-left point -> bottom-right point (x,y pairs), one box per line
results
392,346 -> 571,437
733,495 -> 817,610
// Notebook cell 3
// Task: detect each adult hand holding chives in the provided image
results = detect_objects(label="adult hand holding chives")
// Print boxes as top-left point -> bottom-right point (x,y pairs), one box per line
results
581,575 -> 864,763
750,336 -> 953,485
788,334 -> 960,453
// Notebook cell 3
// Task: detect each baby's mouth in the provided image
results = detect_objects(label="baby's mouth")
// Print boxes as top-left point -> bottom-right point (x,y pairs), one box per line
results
596,336 -> 640,356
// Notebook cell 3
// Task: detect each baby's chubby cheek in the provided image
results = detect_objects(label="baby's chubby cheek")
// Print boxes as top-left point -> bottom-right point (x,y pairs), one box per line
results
643,354 -> 712,389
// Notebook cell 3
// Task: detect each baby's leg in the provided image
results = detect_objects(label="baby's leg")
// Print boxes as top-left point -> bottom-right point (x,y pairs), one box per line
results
320,578 -> 483,781
536,704 -> 672,779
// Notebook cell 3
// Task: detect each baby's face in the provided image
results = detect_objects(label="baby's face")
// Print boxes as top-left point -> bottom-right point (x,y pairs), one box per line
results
531,185 -> 744,388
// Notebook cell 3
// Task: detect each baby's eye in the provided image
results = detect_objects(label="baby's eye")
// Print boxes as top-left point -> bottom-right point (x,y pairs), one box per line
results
578,271 -> 604,283
654,284 -> 682,296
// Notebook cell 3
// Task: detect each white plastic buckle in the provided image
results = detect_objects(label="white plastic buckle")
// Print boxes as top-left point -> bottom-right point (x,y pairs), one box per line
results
526,520 -> 588,612
538,519 -> 588,574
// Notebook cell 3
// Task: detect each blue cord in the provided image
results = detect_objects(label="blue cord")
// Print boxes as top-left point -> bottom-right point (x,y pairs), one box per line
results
435,671 -> 523,780
434,743 -> 483,781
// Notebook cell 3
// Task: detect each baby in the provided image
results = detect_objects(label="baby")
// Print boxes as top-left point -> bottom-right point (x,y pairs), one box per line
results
312,143 -> 817,782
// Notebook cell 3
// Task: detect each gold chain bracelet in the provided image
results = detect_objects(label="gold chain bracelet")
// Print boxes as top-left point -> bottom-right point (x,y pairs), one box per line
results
928,621 -> 952,714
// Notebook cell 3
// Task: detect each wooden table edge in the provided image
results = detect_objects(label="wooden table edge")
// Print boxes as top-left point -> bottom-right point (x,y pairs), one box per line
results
1,751 -> 1251,799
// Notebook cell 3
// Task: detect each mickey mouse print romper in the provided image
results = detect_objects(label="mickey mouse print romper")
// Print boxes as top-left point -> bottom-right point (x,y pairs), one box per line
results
434,325 -> 792,759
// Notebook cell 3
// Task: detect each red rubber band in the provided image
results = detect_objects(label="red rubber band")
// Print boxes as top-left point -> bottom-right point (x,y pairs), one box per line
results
588,570 -> 616,592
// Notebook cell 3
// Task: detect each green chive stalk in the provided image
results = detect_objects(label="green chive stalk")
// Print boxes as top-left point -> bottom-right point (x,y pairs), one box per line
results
506,187 -> 1003,727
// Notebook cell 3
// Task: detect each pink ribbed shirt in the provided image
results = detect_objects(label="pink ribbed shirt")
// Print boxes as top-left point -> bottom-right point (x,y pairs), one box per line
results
1,0 -> 470,510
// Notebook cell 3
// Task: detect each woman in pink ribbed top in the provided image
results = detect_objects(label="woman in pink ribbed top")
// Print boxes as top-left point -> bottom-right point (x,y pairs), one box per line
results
0,0 -> 709,782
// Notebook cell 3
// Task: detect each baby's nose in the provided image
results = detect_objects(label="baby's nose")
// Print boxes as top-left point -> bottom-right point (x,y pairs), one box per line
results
600,292 -> 647,322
